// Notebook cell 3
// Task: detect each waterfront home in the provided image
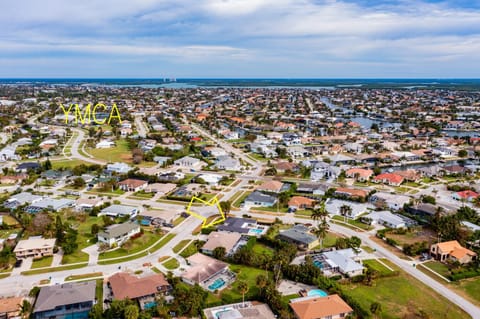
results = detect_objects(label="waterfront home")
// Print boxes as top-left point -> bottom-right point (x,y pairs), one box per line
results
373,173 -> 404,186
333,187 -> 368,200
345,168 -> 373,182
369,192 -> 410,211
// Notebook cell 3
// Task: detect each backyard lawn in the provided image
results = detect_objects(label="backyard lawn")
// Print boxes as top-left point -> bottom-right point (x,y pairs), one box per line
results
51,159 -> 90,169
252,243 -> 274,257
422,260 -> 451,278
87,139 -> 132,163
219,264 -> 271,303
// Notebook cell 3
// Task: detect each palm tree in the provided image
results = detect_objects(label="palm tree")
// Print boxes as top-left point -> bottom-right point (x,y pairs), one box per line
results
340,204 -> 352,223
18,300 -> 32,319
256,274 -> 268,292
311,200 -> 328,226
313,220 -> 329,249
238,280 -> 249,307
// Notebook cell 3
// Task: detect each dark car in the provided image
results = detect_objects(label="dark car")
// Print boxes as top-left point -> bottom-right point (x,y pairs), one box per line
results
14,259 -> 23,268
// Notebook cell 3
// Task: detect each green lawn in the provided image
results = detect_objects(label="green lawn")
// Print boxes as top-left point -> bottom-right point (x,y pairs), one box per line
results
97,252 -> 149,265
162,258 -> 180,270
179,241 -> 200,258
31,256 -> 53,269
87,139 -> 132,163
99,231 -> 162,260
51,159 -> 90,169
0,228 -> 18,239
65,272 -> 103,281
220,264 -> 271,303
96,279 -> 103,302
331,215 -> 372,230
422,260 -> 451,278
149,233 -> 176,253
340,271 -> 469,319
172,215 -> 186,226
232,191 -> 252,208
21,263 -> 88,275
131,190 -> 154,199
452,278 -> 480,305
312,232 -> 342,249
252,243 -> 274,257
61,215 -> 102,264
0,215 -> 20,227
362,259 -> 394,277
173,239 -> 191,254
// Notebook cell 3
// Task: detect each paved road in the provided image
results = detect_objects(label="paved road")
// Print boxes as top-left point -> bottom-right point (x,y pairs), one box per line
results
69,128 -> 107,165
134,116 -> 148,138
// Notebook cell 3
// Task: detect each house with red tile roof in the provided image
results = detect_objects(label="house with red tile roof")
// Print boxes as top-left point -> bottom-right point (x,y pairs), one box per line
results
453,190 -> 479,202
430,240 -> 477,265
288,196 -> 316,210
333,187 -> 368,199
257,180 -> 285,193
289,295 -> 353,319
373,173 -> 404,186
109,272 -> 171,307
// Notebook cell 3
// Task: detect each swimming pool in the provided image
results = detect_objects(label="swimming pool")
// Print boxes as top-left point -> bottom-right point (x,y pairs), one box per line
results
307,289 -> 328,297
143,301 -> 157,309
313,260 -> 324,269
249,228 -> 263,234
208,278 -> 226,290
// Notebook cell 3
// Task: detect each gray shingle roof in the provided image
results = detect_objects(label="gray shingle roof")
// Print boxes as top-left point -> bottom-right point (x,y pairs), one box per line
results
33,281 -> 96,313
278,225 -> 317,245
98,222 -> 140,240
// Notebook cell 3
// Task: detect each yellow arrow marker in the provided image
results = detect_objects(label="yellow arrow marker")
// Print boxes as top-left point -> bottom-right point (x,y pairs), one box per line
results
185,195 -> 225,229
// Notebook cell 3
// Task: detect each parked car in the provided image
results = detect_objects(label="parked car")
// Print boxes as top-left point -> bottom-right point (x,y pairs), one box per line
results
14,259 -> 23,268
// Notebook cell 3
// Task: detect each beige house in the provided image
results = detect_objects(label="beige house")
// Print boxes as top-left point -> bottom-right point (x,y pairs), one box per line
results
430,240 -> 477,264
14,237 -> 56,259
290,294 -> 353,319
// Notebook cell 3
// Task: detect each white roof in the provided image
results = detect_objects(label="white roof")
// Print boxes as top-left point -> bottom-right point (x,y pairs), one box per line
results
364,210 -> 406,227
14,237 -> 56,252
322,248 -> 364,273
325,198 -> 371,218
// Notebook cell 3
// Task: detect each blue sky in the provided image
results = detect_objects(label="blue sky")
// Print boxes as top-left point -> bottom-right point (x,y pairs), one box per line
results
0,0 -> 479,78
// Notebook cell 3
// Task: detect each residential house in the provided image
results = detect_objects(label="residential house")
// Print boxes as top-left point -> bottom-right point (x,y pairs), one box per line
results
244,191 -> 277,208
345,168 -> 373,182
108,272 -> 171,309
13,237 -> 56,259
181,253 -> 230,286
289,294 -> 353,319
174,156 -> 204,170
4,192 -> 43,209
369,192 -> 410,211
288,196 -> 316,210
316,248 -> 364,277
277,225 -> 318,249
275,161 -> 300,174
213,155 -> 241,171
144,183 -> 176,195
75,198 -> 104,211
26,198 -> 74,213
297,183 -> 328,195
97,222 -> 141,247
310,162 -> 341,181
197,174 -> 223,186
201,231 -> 244,256
0,174 -> 27,184
118,179 -> 148,192
106,162 -> 132,174
32,282 -> 96,319
96,140 -> 115,149
407,203 -> 439,218
430,240 -> 477,264
204,302 -> 276,319
0,296 -> 23,319
453,190 -> 479,202
373,173 -> 404,186
395,169 -> 421,182
333,187 -> 368,200
325,198 -> 370,219
99,205 -> 139,219
217,217 -> 259,234
363,211 -> 407,228
16,162 -> 40,173
257,180 -> 285,193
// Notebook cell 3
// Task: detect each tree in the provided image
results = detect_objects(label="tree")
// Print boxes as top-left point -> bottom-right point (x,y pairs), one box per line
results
340,204 -> 352,223
311,201 -> 328,226
256,274 -> 268,291
91,224 -> 100,236
124,304 -> 139,319
89,303 -> 103,319
237,280 -> 249,307
313,220 -> 329,249
370,302 -> 382,319
43,158 -> 52,171
219,201 -> 231,217
364,265 -> 378,286
458,149 -> 468,158
71,177 -> 86,189
212,246 -> 226,260
55,215 -> 65,243
19,299 -> 32,319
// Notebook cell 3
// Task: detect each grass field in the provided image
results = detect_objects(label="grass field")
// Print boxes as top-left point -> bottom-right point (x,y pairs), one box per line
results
31,256 -> 53,269
1,215 -> 20,227
65,272 -> 103,281
99,231 -> 162,260
87,139 -> 132,163
51,159 -> 90,169
331,215 -> 372,230
422,260 -> 451,278
312,232 -> 342,249
340,269 -> 469,319
362,259 -> 394,276
252,243 -> 274,256
21,263 -> 88,276
172,215 -> 186,226
220,264 -> 271,303
232,191 -> 252,208
173,239 -> 191,254
61,215 -> 102,264
162,258 -> 180,270
179,241 -> 200,258
452,278 -> 480,305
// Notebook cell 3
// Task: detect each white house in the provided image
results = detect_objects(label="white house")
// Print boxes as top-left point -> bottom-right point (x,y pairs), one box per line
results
106,162 -> 132,174
99,205 -> 140,219
96,140 -> 115,149
97,222 -> 141,247
363,211 -> 406,229
174,156 -> 205,170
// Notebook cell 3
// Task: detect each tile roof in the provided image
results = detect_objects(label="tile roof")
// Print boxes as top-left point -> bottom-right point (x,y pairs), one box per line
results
109,272 -> 170,300
289,294 -> 353,319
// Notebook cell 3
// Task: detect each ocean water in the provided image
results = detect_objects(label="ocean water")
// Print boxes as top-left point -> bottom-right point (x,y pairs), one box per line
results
1,78 -> 480,90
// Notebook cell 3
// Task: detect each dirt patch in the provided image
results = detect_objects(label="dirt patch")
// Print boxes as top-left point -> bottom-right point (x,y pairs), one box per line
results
386,228 -> 436,246
120,153 -> 133,162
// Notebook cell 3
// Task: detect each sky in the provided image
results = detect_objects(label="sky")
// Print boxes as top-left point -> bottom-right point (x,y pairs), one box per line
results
0,0 -> 480,78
